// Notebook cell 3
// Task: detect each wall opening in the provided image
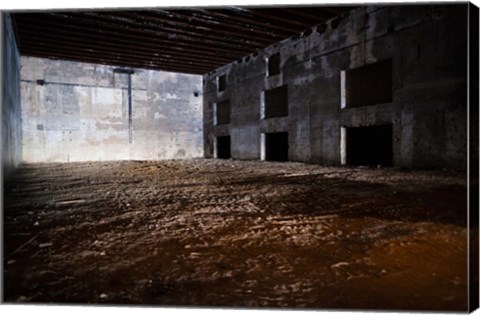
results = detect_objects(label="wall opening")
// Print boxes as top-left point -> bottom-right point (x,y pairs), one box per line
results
264,132 -> 289,162
345,125 -> 393,167
343,59 -> 393,108
217,74 -> 226,92
267,53 -> 281,77
216,136 -> 231,159
215,100 -> 230,125
263,85 -> 288,118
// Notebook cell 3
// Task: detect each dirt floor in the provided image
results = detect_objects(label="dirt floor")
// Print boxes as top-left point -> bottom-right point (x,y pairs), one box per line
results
3,159 -> 478,311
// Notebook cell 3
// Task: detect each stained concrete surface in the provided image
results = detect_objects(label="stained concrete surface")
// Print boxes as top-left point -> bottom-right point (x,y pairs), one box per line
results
4,160 -> 475,310
2,14 -> 22,176
20,57 -> 203,163
203,5 -> 469,169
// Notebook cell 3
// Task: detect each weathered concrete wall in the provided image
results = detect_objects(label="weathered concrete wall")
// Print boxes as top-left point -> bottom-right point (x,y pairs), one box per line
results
203,4 -> 469,169
21,57 -> 203,162
2,13 -> 22,176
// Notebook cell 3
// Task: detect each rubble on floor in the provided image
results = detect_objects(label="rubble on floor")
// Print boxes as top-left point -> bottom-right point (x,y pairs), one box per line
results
3,159 -> 476,310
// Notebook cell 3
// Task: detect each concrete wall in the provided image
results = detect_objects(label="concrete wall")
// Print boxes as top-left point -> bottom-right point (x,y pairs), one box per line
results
21,57 -> 203,162
203,4 -> 469,169
2,13 -> 22,176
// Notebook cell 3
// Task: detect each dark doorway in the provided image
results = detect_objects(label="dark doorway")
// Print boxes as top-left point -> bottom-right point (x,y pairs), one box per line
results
264,85 -> 288,118
265,132 -> 289,162
267,53 -> 281,77
346,125 -> 393,166
345,59 -> 393,107
217,74 -> 227,92
216,136 -> 231,159
216,100 -> 230,125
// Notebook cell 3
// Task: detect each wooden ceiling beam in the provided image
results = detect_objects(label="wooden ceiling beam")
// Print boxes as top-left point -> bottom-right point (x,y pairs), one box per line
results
18,34 -> 227,70
17,28 -> 232,65
21,46 -> 214,73
14,15 -> 245,58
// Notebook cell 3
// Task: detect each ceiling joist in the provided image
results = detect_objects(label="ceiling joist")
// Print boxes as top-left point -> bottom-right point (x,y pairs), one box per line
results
11,6 -> 355,74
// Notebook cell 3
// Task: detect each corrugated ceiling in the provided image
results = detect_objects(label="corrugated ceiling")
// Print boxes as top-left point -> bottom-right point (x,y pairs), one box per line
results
11,6 -> 355,74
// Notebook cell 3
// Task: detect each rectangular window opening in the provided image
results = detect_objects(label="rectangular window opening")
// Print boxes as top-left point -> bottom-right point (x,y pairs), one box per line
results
216,136 -> 231,159
267,53 -> 281,77
215,100 -> 230,125
264,132 -> 289,162
217,74 -> 227,92
344,59 -> 393,108
263,85 -> 288,118
344,125 -> 393,167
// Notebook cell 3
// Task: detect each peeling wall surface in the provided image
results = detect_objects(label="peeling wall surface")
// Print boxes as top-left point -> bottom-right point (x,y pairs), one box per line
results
21,57 -> 203,162
2,14 -> 22,176
203,5 -> 469,169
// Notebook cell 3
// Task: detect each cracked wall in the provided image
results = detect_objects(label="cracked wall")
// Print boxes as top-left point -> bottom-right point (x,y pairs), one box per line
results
203,4 -> 469,170
21,57 -> 203,162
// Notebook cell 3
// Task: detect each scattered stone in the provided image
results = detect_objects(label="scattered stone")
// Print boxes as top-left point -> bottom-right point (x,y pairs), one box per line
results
2,160 -> 468,308
331,262 -> 349,268
7,259 -> 16,265
16,296 -> 27,302
33,221 -> 39,226
39,242 -> 53,248
56,199 -> 86,206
